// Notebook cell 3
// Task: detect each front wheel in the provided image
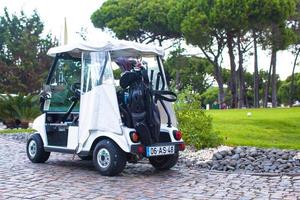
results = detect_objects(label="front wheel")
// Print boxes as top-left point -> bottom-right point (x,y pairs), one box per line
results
93,139 -> 127,176
149,153 -> 179,170
26,133 -> 50,163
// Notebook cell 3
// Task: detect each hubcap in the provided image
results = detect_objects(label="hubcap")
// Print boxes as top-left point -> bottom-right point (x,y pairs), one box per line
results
97,148 -> 111,168
28,140 -> 37,158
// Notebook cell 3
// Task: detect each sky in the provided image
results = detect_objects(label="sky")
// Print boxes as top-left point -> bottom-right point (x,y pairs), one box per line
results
0,0 -> 109,42
0,0 -> 299,80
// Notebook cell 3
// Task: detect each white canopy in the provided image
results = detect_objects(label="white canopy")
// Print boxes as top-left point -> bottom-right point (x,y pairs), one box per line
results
47,39 -> 164,58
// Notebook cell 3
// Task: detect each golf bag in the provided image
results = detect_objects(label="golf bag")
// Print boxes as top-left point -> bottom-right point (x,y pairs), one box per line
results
119,70 -> 160,145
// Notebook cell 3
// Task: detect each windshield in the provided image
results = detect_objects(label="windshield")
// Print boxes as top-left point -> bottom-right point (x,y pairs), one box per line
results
46,57 -> 81,112
81,51 -> 114,93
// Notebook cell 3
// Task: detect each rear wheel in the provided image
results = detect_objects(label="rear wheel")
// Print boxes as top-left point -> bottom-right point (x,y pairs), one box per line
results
26,133 -> 50,163
149,153 -> 179,170
93,139 -> 127,176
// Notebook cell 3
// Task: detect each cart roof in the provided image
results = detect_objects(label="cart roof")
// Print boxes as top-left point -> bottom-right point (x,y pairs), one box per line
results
47,39 -> 164,58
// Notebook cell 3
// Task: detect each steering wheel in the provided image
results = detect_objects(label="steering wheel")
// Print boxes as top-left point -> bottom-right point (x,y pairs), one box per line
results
70,82 -> 81,101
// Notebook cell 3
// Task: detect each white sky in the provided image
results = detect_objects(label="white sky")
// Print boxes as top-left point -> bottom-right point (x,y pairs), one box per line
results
0,0 -> 110,42
0,0 -> 299,80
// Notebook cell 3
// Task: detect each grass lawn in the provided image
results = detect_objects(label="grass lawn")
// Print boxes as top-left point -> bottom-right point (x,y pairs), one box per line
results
0,128 -> 34,134
206,107 -> 300,150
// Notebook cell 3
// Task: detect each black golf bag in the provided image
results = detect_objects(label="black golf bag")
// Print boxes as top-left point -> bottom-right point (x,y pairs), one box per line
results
119,69 -> 160,145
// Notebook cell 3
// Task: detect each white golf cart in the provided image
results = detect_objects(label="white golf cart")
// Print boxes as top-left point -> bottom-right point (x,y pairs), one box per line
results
26,39 -> 185,176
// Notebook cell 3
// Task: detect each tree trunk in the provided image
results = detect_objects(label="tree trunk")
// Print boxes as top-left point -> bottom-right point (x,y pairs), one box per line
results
214,61 -> 225,106
289,48 -> 300,106
227,32 -> 238,108
271,48 -> 277,108
243,71 -> 248,108
264,60 -> 272,108
237,36 -> 245,108
253,31 -> 259,108
199,47 -> 225,107
245,86 -> 249,108
158,39 -> 163,47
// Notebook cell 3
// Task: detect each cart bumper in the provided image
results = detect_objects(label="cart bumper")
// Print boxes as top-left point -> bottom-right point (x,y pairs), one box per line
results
130,142 -> 185,157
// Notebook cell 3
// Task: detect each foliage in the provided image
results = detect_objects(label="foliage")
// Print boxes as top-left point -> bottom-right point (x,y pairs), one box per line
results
0,8 -> 57,94
175,85 -> 201,110
175,86 -> 223,149
200,87 -> 219,106
0,95 -> 17,122
170,0 -> 227,106
255,0 -> 297,50
0,94 -> 40,128
91,0 -> 300,108
199,87 -> 233,108
164,47 -> 212,93
170,0 -> 297,108
208,107 -> 300,150
288,3 -> 300,106
278,73 -> 300,104
256,0 -> 297,107
91,0 -> 181,45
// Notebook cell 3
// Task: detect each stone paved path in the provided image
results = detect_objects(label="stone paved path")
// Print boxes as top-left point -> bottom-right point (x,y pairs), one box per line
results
0,137 -> 300,200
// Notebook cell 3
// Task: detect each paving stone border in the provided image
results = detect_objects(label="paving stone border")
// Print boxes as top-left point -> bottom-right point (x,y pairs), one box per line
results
1,132 -> 300,175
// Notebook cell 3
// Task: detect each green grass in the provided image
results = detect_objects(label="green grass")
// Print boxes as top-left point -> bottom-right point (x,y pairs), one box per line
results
0,128 -> 34,134
206,107 -> 300,150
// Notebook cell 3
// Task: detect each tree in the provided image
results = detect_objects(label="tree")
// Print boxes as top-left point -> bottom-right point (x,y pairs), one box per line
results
92,0 -> 228,107
260,0 -> 297,107
289,1 -> 300,106
0,8 -> 57,94
174,0 -> 226,106
204,0 -> 296,108
91,0 -> 181,46
246,0 -> 296,108
278,73 -> 300,105
200,87 -> 219,107
91,0 -> 298,110
211,0 -> 251,108
247,0 -> 270,108
164,47 -> 212,93
290,47 -> 300,105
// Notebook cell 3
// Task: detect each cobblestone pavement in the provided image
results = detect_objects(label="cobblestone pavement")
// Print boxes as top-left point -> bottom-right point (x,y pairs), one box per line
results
0,137 -> 300,200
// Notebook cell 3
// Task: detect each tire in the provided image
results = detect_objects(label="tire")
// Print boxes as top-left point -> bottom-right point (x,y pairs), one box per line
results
26,133 -> 50,163
149,152 -> 179,170
93,139 -> 127,176
78,155 -> 92,160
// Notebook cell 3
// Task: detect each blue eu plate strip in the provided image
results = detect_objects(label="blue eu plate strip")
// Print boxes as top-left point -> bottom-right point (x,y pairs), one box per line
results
146,147 -> 150,157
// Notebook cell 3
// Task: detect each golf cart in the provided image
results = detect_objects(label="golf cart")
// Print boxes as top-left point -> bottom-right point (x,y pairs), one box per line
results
26,39 -> 185,176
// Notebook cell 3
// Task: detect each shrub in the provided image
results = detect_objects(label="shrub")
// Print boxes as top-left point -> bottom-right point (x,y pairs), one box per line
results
0,94 -> 40,128
175,86 -> 223,149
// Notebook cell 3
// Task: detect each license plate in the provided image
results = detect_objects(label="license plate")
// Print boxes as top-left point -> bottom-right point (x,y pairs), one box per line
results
146,145 -> 175,157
